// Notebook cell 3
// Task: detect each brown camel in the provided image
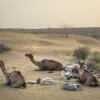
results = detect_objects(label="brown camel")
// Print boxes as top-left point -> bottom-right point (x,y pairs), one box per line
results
78,69 -> 100,87
0,60 -> 26,88
25,53 -> 64,71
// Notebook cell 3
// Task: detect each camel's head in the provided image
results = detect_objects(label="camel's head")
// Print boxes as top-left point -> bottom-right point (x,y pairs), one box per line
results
25,53 -> 33,60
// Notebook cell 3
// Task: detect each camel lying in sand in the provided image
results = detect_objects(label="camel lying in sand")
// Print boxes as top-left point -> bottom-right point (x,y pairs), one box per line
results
25,53 -> 64,71
0,60 -> 26,88
78,69 -> 100,87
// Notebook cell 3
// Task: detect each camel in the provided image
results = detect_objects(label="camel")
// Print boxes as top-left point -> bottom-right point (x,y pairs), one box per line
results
25,53 -> 64,71
78,69 -> 100,87
0,60 -> 26,88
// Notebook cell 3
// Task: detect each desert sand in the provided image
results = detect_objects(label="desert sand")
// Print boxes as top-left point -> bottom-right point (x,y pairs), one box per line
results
0,32 -> 100,100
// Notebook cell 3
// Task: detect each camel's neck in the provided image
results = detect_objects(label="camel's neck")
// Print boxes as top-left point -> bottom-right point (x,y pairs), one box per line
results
29,57 -> 40,66
0,62 -> 9,79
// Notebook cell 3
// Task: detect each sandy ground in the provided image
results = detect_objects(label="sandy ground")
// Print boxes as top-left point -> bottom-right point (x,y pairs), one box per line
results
0,32 -> 100,100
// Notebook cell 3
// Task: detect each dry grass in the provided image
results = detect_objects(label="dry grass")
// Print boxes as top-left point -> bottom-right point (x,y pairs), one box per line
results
0,32 -> 100,100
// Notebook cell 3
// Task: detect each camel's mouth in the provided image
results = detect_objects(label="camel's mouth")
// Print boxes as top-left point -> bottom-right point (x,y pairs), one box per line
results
25,54 -> 28,56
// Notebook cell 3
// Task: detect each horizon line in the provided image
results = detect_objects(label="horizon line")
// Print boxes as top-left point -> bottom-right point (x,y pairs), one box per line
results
0,26 -> 100,30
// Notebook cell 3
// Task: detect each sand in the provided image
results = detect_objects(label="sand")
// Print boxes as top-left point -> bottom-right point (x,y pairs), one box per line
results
0,32 -> 100,100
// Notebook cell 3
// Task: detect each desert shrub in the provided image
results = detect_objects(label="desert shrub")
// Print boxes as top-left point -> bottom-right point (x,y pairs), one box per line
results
0,44 -> 10,53
91,34 -> 100,40
73,46 -> 90,60
88,52 -> 100,69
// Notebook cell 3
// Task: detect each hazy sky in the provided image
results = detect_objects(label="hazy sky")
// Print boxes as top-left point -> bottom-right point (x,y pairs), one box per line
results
0,0 -> 100,28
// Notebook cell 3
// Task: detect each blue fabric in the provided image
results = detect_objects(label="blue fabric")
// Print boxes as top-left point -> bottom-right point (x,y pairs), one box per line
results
62,82 -> 80,91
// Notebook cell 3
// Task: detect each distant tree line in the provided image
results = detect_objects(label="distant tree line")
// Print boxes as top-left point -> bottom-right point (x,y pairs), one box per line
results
0,27 -> 100,39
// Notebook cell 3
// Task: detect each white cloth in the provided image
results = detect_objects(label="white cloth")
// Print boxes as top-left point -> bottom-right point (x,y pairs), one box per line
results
65,64 -> 80,73
83,64 -> 88,71
61,70 -> 74,79
26,80 -> 37,84
40,77 -> 59,85
65,71 -> 73,77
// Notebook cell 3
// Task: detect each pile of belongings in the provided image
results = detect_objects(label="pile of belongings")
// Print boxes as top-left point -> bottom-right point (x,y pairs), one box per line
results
62,82 -> 80,91
61,70 -> 78,79
61,64 -> 80,79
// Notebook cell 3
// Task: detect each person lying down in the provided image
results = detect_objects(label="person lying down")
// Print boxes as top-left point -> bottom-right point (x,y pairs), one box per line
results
37,77 -> 59,85
26,77 -> 59,85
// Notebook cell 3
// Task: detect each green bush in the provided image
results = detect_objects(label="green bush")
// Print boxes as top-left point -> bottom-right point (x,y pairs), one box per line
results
88,52 -> 100,69
73,46 -> 90,60
0,44 -> 10,53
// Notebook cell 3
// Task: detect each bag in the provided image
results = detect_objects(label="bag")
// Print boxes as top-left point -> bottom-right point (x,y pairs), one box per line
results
62,82 -> 80,91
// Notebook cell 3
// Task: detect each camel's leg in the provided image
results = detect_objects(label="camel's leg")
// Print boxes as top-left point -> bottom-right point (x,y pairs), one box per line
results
10,80 -> 24,88
10,83 -> 20,88
10,83 -> 26,88
85,75 -> 93,86
85,76 -> 100,87
5,79 -> 10,86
